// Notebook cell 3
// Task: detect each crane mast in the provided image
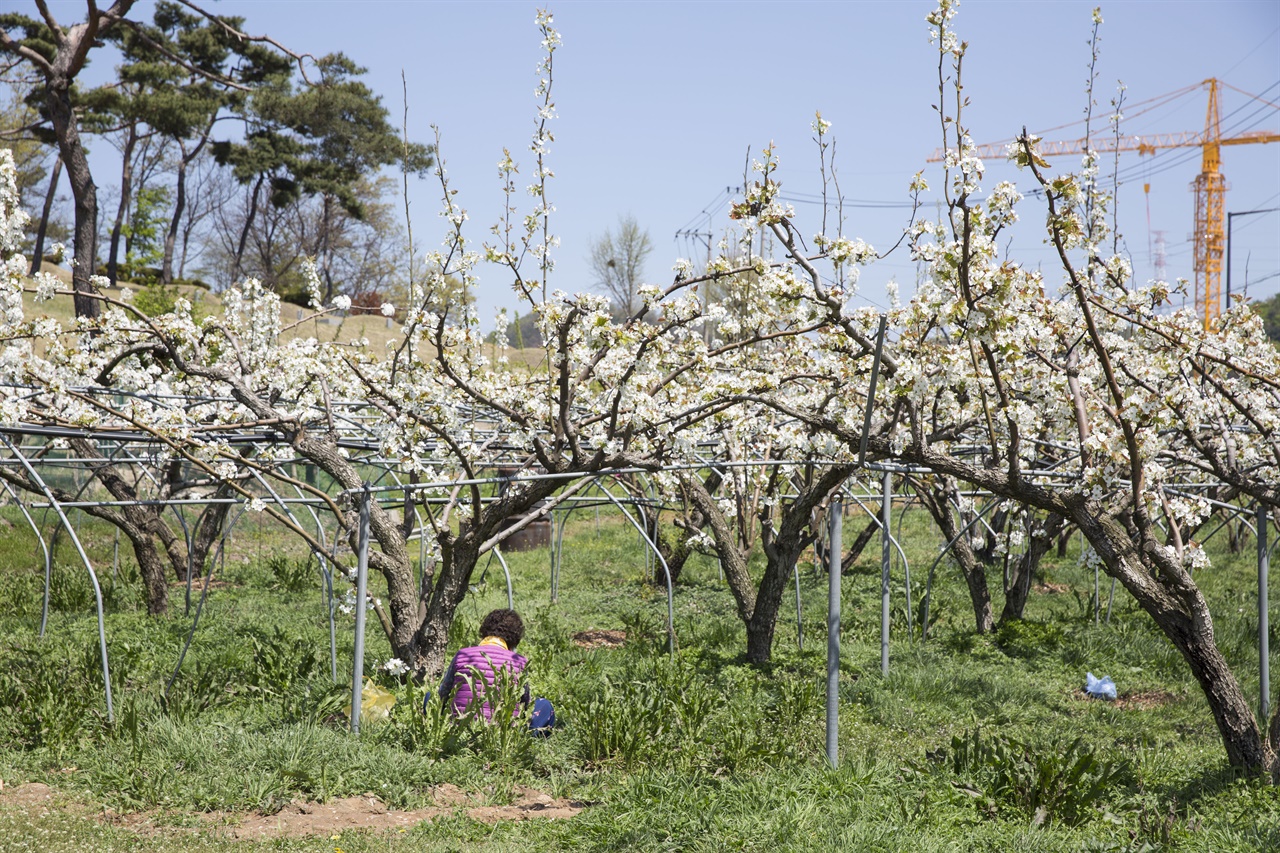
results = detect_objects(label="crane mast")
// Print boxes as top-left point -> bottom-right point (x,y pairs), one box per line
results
1193,79 -> 1226,327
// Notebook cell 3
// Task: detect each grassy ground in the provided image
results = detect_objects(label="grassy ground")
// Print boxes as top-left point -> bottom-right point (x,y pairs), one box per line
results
0,497 -> 1277,851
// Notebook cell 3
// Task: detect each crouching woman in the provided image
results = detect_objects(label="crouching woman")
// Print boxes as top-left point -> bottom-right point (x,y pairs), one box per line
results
433,608 -> 555,735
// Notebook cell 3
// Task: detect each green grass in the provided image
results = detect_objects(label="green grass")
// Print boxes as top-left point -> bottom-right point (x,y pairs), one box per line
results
0,500 -> 1278,851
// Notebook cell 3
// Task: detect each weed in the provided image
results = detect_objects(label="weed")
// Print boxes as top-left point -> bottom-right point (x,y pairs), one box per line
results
0,508 -> 1276,850
572,673 -> 664,768
937,727 -> 1134,826
0,641 -> 99,750
994,618 -> 1065,659
244,626 -> 320,718
267,554 -> 315,593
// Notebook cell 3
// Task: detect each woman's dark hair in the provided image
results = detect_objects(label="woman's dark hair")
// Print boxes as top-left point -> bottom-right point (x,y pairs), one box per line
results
480,608 -> 525,650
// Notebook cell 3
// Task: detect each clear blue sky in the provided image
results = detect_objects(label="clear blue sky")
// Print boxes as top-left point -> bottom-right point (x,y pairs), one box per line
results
53,0 -> 1280,323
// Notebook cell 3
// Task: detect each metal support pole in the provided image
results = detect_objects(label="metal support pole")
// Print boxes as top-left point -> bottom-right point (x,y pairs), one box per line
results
492,546 -> 514,609
794,562 -> 804,652
881,471 -> 892,676
350,485 -> 371,734
826,496 -> 842,767
3,437 -> 113,722
599,483 -> 676,659
1094,565 -> 1100,624
556,511 -> 567,601
551,511 -> 565,604
549,510 -> 558,603
1260,504 -> 1271,725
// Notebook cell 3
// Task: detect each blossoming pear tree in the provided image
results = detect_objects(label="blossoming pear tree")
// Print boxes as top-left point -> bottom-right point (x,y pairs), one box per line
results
0,12 -> 768,679
0,148 -> 239,616
745,0 -> 1280,776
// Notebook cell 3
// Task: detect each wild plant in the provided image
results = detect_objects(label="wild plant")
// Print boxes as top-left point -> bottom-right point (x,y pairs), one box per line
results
0,640 -> 99,750
161,659 -> 239,722
386,677 -> 462,757
572,673 -> 664,768
939,727 -> 1134,826
266,553 -> 315,593
453,663 -> 535,767
243,626 -> 320,719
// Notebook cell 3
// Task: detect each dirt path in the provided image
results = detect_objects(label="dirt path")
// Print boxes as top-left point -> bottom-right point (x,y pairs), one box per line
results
0,779 -> 583,840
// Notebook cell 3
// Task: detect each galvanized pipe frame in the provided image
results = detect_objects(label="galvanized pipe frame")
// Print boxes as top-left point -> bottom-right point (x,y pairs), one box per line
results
0,384 -> 1274,748
0,433 -> 115,723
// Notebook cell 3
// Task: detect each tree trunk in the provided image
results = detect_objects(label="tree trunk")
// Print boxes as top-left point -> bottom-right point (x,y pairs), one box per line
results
70,438 -> 187,613
813,511 -> 878,574
407,477 -> 563,677
128,524 -> 172,616
232,174 -> 264,283
841,517 -> 880,573
741,467 -> 851,664
1081,510 -> 1273,771
412,539 -> 479,676
30,156 -> 62,275
746,542 -> 806,664
916,478 -> 994,634
641,508 -> 696,586
45,82 -> 100,319
189,494 -> 233,578
888,441 -> 1278,775
319,193 -> 335,303
999,513 -> 1064,625
658,527 -> 695,585
161,155 -> 186,284
107,126 -> 138,287
162,131 -> 209,284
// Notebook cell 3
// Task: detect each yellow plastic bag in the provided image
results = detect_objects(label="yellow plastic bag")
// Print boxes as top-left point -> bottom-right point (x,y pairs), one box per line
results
343,678 -> 397,724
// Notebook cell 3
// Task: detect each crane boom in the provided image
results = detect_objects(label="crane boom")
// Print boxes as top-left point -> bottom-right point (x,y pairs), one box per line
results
925,79 -> 1280,330
929,128 -> 1280,161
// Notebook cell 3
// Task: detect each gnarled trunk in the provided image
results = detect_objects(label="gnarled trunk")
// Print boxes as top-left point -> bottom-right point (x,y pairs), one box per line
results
45,83 -> 100,319
30,156 -> 62,276
746,541 -> 806,664
1082,510 -> 1273,771
916,477 -> 994,634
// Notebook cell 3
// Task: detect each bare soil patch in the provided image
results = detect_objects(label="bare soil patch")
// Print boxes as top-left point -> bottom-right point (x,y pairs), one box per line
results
1115,689 -> 1180,710
2,779 -> 581,840
168,578 -> 231,591
1073,688 -> 1180,710
1033,581 -> 1070,594
0,781 -> 56,808
573,629 -> 627,649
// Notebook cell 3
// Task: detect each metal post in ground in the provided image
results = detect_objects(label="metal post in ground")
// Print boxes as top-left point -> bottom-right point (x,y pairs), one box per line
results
4,437 -> 113,722
1094,565 -> 1100,624
826,495 -> 842,768
1260,504 -> 1271,725
794,562 -> 804,652
881,471 -> 892,676
350,485 -> 371,734
492,546 -> 514,609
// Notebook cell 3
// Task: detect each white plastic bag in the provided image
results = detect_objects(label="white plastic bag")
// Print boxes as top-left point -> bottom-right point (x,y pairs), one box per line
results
1084,671 -> 1117,700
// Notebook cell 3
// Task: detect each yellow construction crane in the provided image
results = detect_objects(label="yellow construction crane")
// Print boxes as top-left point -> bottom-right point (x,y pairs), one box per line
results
928,79 -> 1280,330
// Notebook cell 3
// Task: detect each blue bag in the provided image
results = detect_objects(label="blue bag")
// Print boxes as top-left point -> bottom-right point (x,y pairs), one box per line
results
1084,672 -> 1117,700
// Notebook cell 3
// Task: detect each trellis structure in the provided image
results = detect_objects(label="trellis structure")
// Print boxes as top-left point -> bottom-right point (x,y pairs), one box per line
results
0,386 -> 1272,755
